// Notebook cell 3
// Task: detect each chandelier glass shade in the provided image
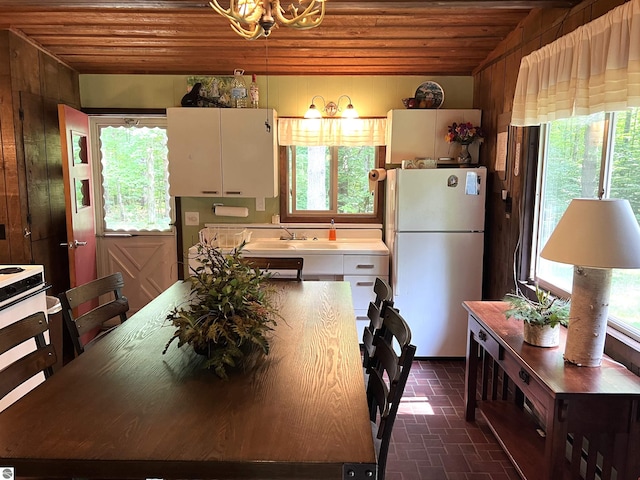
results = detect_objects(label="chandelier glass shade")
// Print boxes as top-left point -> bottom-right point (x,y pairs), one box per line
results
209,0 -> 326,40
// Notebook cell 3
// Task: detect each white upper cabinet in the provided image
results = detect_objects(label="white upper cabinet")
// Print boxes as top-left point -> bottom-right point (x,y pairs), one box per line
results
220,109 -> 278,198
168,108 -> 222,196
167,107 -> 278,198
386,109 -> 482,164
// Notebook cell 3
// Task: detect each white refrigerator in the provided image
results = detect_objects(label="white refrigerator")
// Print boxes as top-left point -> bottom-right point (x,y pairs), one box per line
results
385,167 -> 486,357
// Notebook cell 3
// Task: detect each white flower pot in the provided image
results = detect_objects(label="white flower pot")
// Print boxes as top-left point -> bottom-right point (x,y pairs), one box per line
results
523,323 -> 560,347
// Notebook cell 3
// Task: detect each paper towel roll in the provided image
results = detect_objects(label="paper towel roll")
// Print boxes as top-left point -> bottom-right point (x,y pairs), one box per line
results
368,168 -> 387,193
214,206 -> 249,217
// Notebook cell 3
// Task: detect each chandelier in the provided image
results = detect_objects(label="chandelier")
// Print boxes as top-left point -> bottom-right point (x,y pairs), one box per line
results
209,0 -> 326,40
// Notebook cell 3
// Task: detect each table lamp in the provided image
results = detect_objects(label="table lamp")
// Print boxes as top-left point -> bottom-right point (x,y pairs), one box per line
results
540,198 -> 640,367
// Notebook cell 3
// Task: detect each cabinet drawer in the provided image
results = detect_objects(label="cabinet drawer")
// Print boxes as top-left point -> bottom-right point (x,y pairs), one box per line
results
343,255 -> 388,276
469,317 -> 500,360
303,255 -> 344,276
345,275 -> 389,311
500,349 -> 549,421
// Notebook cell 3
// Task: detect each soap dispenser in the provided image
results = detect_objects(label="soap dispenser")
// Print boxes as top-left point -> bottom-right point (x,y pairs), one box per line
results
329,218 -> 337,241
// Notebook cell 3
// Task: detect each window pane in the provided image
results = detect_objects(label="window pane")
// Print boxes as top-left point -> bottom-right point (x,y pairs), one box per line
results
99,126 -> 171,231
608,108 -> 640,332
294,146 -> 330,211
337,146 -> 375,214
286,145 -> 379,218
536,113 -> 604,291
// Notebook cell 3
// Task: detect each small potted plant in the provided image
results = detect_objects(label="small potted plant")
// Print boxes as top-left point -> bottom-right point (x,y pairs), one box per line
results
503,286 -> 570,347
163,242 -> 279,378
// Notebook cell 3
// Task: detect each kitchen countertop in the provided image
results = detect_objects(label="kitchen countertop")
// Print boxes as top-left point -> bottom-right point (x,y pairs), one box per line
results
242,238 -> 389,256
190,224 -> 389,257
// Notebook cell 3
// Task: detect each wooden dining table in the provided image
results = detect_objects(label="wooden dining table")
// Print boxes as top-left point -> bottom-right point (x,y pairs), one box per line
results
0,281 -> 376,480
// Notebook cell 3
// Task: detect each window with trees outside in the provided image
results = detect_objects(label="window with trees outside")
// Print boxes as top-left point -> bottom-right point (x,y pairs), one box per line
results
282,145 -> 383,222
91,117 -> 173,233
533,107 -> 640,340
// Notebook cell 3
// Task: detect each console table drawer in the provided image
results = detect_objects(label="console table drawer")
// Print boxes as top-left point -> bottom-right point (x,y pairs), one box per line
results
500,349 -> 549,420
469,317 -> 500,360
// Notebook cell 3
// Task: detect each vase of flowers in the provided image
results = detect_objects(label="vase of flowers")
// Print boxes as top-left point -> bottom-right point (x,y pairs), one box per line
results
445,122 -> 484,164
162,242 -> 279,379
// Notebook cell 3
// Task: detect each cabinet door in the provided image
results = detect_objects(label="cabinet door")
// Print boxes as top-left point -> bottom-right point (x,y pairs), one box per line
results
386,109 -> 483,164
167,108 -> 222,197
385,110 -> 437,164
220,109 -> 278,198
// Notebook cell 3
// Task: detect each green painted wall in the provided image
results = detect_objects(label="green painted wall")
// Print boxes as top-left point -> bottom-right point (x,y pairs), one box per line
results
79,74 -> 474,114
79,74 -> 475,265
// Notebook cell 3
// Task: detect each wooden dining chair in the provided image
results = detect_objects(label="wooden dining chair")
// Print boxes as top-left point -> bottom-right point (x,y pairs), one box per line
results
242,256 -> 304,281
367,306 -> 416,480
59,271 -> 129,356
362,277 -> 393,370
0,311 -> 56,404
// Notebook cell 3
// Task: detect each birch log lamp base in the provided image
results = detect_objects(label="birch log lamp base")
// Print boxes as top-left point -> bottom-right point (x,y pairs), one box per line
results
540,198 -> 640,367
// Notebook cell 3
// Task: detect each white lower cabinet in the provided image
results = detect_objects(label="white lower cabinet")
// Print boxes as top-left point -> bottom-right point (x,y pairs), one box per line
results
343,254 -> 389,341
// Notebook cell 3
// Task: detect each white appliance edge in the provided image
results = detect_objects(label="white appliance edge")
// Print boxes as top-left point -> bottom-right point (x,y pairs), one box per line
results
0,265 -> 48,412
385,168 -> 486,357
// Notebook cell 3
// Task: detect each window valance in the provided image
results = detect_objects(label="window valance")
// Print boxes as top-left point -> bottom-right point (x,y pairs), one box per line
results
278,117 -> 387,146
512,0 -> 640,126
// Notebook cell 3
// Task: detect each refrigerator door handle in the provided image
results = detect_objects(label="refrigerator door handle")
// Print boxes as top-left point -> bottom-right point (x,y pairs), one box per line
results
392,240 -> 399,295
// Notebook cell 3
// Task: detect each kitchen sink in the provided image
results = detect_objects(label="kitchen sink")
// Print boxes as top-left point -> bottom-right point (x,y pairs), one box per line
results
244,241 -> 297,250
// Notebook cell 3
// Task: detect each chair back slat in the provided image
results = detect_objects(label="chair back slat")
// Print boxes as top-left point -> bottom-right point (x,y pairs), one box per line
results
74,298 -> 130,336
373,277 -> 392,307
0,312 -> 56,402
64,272 -> 126,308
59,272 -> 129,356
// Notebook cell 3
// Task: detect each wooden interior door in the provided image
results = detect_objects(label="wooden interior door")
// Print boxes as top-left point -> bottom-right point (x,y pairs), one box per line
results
58,105 -> 97,294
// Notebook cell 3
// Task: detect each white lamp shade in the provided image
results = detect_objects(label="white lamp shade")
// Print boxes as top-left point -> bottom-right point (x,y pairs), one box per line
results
540,198 -> 640,269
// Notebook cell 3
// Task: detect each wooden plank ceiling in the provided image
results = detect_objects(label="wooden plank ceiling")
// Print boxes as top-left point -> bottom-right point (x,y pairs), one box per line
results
0,0 -> 579,76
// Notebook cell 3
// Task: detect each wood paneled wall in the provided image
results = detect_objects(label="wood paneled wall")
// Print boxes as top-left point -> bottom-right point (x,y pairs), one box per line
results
0,30 -> 80,294
472,0 -> 627,301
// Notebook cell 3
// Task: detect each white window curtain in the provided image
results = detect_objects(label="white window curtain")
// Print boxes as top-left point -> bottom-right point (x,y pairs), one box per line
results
512,0 -> 640,126
278,118 -> 387,146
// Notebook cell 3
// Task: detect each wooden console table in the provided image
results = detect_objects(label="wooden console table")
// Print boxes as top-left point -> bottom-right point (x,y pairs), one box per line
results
463,301 -> 640,480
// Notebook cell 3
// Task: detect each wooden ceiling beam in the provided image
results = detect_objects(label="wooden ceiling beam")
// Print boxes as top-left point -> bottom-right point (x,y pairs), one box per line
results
0,0 -> 580,9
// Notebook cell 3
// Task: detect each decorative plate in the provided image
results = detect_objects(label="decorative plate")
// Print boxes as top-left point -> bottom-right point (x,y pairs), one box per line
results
414,81 -> 444,109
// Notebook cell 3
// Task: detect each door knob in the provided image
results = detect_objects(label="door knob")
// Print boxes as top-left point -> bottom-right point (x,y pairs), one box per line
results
60,240 -> 88,249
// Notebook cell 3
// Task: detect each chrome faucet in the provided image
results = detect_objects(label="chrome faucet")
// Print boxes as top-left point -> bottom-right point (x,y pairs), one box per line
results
280,226 -> 306,240
280,226 -> 296,240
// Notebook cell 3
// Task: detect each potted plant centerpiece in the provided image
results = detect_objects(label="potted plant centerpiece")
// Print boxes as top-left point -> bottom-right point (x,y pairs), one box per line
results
503,286 -> 570,347
163,242 -> 279,378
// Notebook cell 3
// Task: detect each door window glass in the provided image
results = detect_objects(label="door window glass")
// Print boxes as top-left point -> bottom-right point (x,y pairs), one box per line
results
93,118 -> 171,232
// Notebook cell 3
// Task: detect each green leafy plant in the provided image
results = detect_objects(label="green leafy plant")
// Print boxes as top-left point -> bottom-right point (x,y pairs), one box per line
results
163,242 -> 278,379
503,286 -> 570,328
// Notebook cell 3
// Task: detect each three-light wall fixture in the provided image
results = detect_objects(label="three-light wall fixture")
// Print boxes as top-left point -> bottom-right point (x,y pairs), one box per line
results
304,95 -> 359,119
209,0 -> 326,40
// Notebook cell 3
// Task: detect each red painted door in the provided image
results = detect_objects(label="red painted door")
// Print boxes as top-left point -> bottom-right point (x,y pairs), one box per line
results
58,105 -> 97,301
